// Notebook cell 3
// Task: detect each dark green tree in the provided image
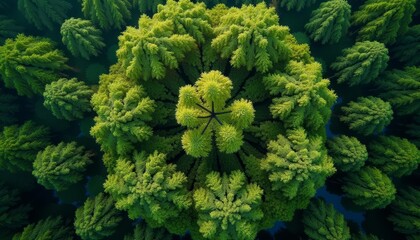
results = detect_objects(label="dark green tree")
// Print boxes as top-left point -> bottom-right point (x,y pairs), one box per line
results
340,97 -> 393,135
0,15 -> 23,43
279,0 -> 317,11
302,198 -> 351,240
368,136 -> 420,177
17,0 -> 72,30
305,0 -> 351,44
12,217 -> 73,240
124,222 -> 172,240
331,41 -> 389,86
133,0 -> 166,13
74,193 -> 122,240
0,183 -> 31,233
43,78 -> 94,121
0,34 -> 69,97
82,0 -> 131,30
0,90 -> 19,127
391,25 -> 420,66
0,121 -> 50,172
327,135 -> 368,172
352,0 -> 416,45
60,18 -> 105,60
389,187 -> 420,240
193,170 -> 263,240
342,166 -> 396,209
32,142 -> 93,191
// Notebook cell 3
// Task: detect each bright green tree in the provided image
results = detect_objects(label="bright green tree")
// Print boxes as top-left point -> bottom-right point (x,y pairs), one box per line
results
261,128 -> 335,199
342,166 -> 396,209
0,34 -> 69,97
60,18 -> 105,60
82,0 -> 131,30
133,0 -> 166,13
391,25 -> 420,66
0,91 -> 19,127
124,222 -> 172,240
17,0 -> 71,30
0,15 -> 23,43
263,61 -> 336,132
43,78 -> 94,121
340,97 -> 393,135
327,135 -> 368,172
331,41 -> 389,86
389,187 -> 420,240
176,71 -> 255,157
0,121 -> 50,172
32,142 -> 93,191
74,193 -> 122,240
302,198 -> 351,240
12,217 -> 73,240
305,0 -> 351,44
377,67 -> 420,116
0,184 -> 31,232
352,0 -> 416,45
193,171 -> 263,240
279,0 -> 317,11
368,136 -> 420,177
104,151 -> 191,229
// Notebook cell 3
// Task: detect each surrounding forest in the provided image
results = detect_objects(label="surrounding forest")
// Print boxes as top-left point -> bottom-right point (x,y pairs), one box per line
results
0,0 -> 419,239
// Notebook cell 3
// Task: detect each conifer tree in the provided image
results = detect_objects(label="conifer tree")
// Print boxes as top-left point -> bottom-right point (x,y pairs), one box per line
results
0,184 -> 31,233
43,78 -> 94,121
0,121 -> 50,172
193,171 -> 263,240
82,0 -> 131,30
389,187 -> 420,240
12,217 -> 73,240
391,25 -> 420,66
133,0 -> 166,13
263,61 -> 336,132
302,198 -> 351,240
331,41 -> 389,86
104,151 -> 191,227
377,67 -> 420,116
279,0 -> 317,11
0,91 -> 19,127
305,0 -> 351,44
261,128 -> 335,200
340,97 -> 393,135
176,71 -> 255,157
17,0 -> 71,30
368,136 -> 420,177
0,34 -> 69,97
124,222 -> 172,240
327,135 -> 368,172
32,142 -> 93,191
342,166 -> 396,209
75,193 -> 122,240
60,18 -> 105,60
0,15 -> 23,43
352,0 -> 416,45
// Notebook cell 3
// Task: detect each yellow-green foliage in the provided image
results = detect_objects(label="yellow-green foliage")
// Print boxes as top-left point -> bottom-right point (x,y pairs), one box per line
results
43,78 -> 94,121
32,142 -> 93,191
124,222 -> 172,240
0,184 -> 31,232
0,121 -> 50,172
17,0 -> 71,30
327,135 -> 368,172
302,198 -> 351,240
12,217 -> 73,240
0,34 -> 69,97
279,0 -> 317,11
74,193 -> 122,240
193,171 -> 263,240
342,166 -> 396,209
340,96 -> 393,136
82,0 -> 131,30
391,25 -> 420,66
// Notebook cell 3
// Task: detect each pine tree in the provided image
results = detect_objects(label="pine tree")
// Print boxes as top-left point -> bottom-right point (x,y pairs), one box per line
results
104,151 -> 191,227
331,41 -> 389,86
302,198 -> 351,240
32,142 -> 93,191
342,166 -> 396,209
0,34 -> 69,97
327,135 -> 368,172
0,15 -> 23,43
391,25 -> 420,66
176,71 -> 255,157
193,171 -> 264,240
0,91 -> 19,127
368,136 -> 420,177
74,193 -> 122,240
124,222 -> 172,240
17,0 -> 72,30
261,128 -> 335,200
377,67 -> 420,116
133,0 -> 166,13
60,18 -> 105,60
389,187 -> 420,240
279,0 -> 317,11
305,0 -> 351,44
263,61 -> 336,132
43,78 -> 94,121
82,0 -> 131,30
352,0 -> 416,45
0,183 -> 31,232
340,97 -> 393,136
12,217 -> 73,240
0,121 -> 50,172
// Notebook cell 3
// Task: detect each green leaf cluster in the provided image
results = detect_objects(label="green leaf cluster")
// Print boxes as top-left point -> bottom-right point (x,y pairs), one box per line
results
279,0 -> 317,11
327,135 -> 368,172
17,0 -> 71,30
82,0 -> 131,30
133,0 -> 166,13
124,222 -> 172,240
12,217 -> 73,240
